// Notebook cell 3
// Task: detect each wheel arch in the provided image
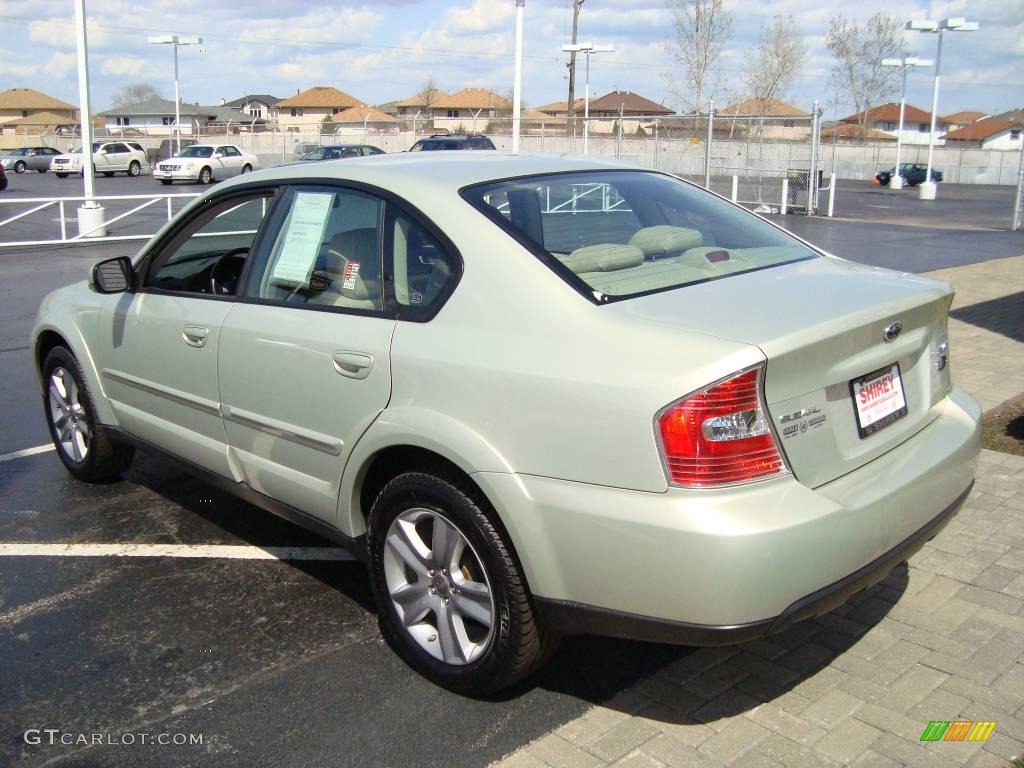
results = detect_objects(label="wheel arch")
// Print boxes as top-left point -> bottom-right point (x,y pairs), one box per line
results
33,323 -> 116,426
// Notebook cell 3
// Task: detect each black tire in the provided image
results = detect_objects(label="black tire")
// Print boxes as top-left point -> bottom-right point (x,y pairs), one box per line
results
241,163 -> 252,174
56,172 -> 68,178
160,179 -> 173,185
14,160 -> 26,174
38,167 -> 47,174
42,346 -> 134,482
198,166 -> 212,185
0,175 -> 7,191
103,171 -> 114,177
128,160 -> 141,177
368,468 -> 556,696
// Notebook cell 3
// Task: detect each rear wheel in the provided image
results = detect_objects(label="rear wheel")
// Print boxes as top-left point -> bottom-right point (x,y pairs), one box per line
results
127,160 -> 141,177
103,171 -> 114,177
368,469 -> 556,695
38,167 -> 47,174
42,346 -> 134,482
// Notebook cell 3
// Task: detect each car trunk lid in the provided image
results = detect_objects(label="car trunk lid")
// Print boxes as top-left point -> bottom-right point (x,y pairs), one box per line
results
610,256 -> 953,488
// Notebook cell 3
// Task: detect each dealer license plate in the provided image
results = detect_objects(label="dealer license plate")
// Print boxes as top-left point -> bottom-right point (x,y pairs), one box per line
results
850,363 -> 908,438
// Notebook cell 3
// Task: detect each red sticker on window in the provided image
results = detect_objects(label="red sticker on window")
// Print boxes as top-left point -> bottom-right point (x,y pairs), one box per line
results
342,261 -> 360,291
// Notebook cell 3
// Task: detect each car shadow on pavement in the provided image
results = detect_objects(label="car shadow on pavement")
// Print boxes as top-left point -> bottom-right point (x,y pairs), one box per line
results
519,564 -> 909,719
131,452 -> 908,717
950,291 -> 1024,343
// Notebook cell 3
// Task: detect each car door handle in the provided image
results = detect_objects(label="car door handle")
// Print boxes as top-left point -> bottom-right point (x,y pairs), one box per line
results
182,325 -> 209,348
332,351 -> 373,379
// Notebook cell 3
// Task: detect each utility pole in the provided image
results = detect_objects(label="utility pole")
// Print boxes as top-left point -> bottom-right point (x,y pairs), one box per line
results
566,0 -> 583,136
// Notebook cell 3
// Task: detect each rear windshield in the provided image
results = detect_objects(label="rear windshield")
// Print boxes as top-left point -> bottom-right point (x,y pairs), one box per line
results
462,171 -> 816,302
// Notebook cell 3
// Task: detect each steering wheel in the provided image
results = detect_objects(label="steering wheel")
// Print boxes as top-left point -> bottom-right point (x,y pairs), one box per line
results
209,247 -> 250,295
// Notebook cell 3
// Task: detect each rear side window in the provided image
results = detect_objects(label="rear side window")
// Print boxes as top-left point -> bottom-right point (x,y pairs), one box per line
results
462,171 -> 815,302
389,211 -> 456,313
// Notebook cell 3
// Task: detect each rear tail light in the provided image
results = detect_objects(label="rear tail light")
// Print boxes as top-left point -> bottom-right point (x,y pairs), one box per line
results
657,366 -> 787,487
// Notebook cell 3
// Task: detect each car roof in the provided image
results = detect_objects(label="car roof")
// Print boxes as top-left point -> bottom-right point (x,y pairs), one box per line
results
222,152 -> 637,195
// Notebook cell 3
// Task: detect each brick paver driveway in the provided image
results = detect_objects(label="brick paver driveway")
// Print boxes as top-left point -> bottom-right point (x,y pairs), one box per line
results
493,255 -> 1024,768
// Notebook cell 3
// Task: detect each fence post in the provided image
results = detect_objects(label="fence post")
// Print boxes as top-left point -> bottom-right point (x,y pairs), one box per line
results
1014,147 -> 1024,231
704,99 -> 714,190
780,178 -> 788,215
808,100 -> 820,215
828,174 -> 837,218
653,119 -> 659,169
731,175 -> 738,202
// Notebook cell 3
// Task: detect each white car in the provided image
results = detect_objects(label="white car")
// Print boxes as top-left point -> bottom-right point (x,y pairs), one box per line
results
51,141 -> 148,178
154,144 -> 258,185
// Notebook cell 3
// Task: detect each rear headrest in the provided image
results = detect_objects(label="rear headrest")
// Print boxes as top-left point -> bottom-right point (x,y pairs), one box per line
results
560,243 -> 644,274
628,226 -> 703,259
325,228 -> 378,300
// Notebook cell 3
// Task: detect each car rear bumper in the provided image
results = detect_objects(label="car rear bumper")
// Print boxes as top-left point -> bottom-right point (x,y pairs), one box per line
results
473,385 -> 981,641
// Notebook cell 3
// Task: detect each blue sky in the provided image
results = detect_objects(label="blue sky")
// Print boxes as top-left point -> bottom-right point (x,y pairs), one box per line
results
1,0 -> 1021,117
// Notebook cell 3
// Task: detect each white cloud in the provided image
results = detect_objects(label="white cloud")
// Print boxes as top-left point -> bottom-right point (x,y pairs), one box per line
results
42,51 -> 77,79
100,56 -> 148,77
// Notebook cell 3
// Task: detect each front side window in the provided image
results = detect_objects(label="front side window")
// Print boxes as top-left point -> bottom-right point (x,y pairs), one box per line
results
463,171 -> 815,302
146,193 -> 273,295
246,187 -> 384,312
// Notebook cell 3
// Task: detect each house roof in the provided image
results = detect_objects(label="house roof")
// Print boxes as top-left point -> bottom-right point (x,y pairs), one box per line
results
0,87 -> 76,111
941,110 -> 988,125
99,98 -> 241,123
840,102 -> 946,125
943,119 -> 1022,142
432,88 -> 511,111
587,91 -> 673,115
988,107 -> 1024,124
223,94 -> 282,108
534,98 -> 585,114
720,98 -> 808,117
276,86 -> 362,109
391,89 -> 450,108
820,124 -> 896,141
3,110 -> 78,127
330,105 -> 397,123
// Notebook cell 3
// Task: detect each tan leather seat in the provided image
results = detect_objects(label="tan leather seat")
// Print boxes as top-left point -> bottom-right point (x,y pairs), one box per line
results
310,228 -> 381,309
559,243 -> 644,274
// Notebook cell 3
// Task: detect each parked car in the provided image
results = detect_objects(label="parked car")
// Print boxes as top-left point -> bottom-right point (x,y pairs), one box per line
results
0,146 -> 62,174
296,144 -> 385,162
876,163 -> 943,187
153,139 -> 198,165
31,153 -> 980,695
409,134 -> 495,151
153,144 -> 259,185
50,141 -> 148,178
0,164 -> 6,191
292,142 -> 321,159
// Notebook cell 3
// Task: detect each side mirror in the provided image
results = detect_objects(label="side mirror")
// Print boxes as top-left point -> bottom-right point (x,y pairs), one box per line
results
91,256 -> 134,294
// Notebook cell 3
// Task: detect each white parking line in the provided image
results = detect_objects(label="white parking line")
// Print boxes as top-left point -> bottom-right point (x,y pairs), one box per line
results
0,443 -> 55,463
0,543 -> 355,561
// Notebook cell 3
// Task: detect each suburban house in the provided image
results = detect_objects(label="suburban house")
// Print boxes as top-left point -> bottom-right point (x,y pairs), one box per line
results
428,88 -> 511,132
325,105 -> 398,133
379,89 -> 450,118
534,98 -> 585,117
585,91 -> 672,118
719,98 -> 810,140
840,103 -> 948,145
98,98 -> 243,136
0,87 -> 77,126
942,119 -> 1023,150
222,94 -> 281,121
0,111 -> 95,138
274,86 -> 362,131
942,110 -> 988,132
819,123 -> 896,143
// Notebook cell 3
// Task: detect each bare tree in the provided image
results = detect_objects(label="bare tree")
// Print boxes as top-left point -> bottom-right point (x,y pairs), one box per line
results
416,76 -> 442,108
111,83 -> 162,108
825,13 -> 907,141
664,0 -> 734,113
746,16 -> 804,110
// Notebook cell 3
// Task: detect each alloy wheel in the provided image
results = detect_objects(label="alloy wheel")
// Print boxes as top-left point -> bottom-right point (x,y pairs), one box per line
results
48,366 -> 90,462
383,508 -> 495,665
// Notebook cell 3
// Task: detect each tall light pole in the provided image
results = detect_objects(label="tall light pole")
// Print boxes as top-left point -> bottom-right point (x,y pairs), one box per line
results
881,56 -> 932,190
561,42 -> 613,154
74,0 -> 104,237
512,0 -> 525,153
147,34 -> 202,153
906,18 -> 978,200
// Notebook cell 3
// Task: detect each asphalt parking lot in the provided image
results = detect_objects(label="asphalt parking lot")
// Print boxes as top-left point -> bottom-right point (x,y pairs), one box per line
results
1,171 -> 1022,768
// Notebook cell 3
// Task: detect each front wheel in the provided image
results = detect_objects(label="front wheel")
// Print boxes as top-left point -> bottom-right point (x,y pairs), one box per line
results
42,346 -> 134,482
14,160 -> 26,174
368,470 -> 556,695
159,179 -> 173,185
102,171 -> 114,177
241,163 -> 252,174
38,167 -> 47,174
198,166 -> 212,185
56,172 -> 69,178
127,160 -> 141,177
